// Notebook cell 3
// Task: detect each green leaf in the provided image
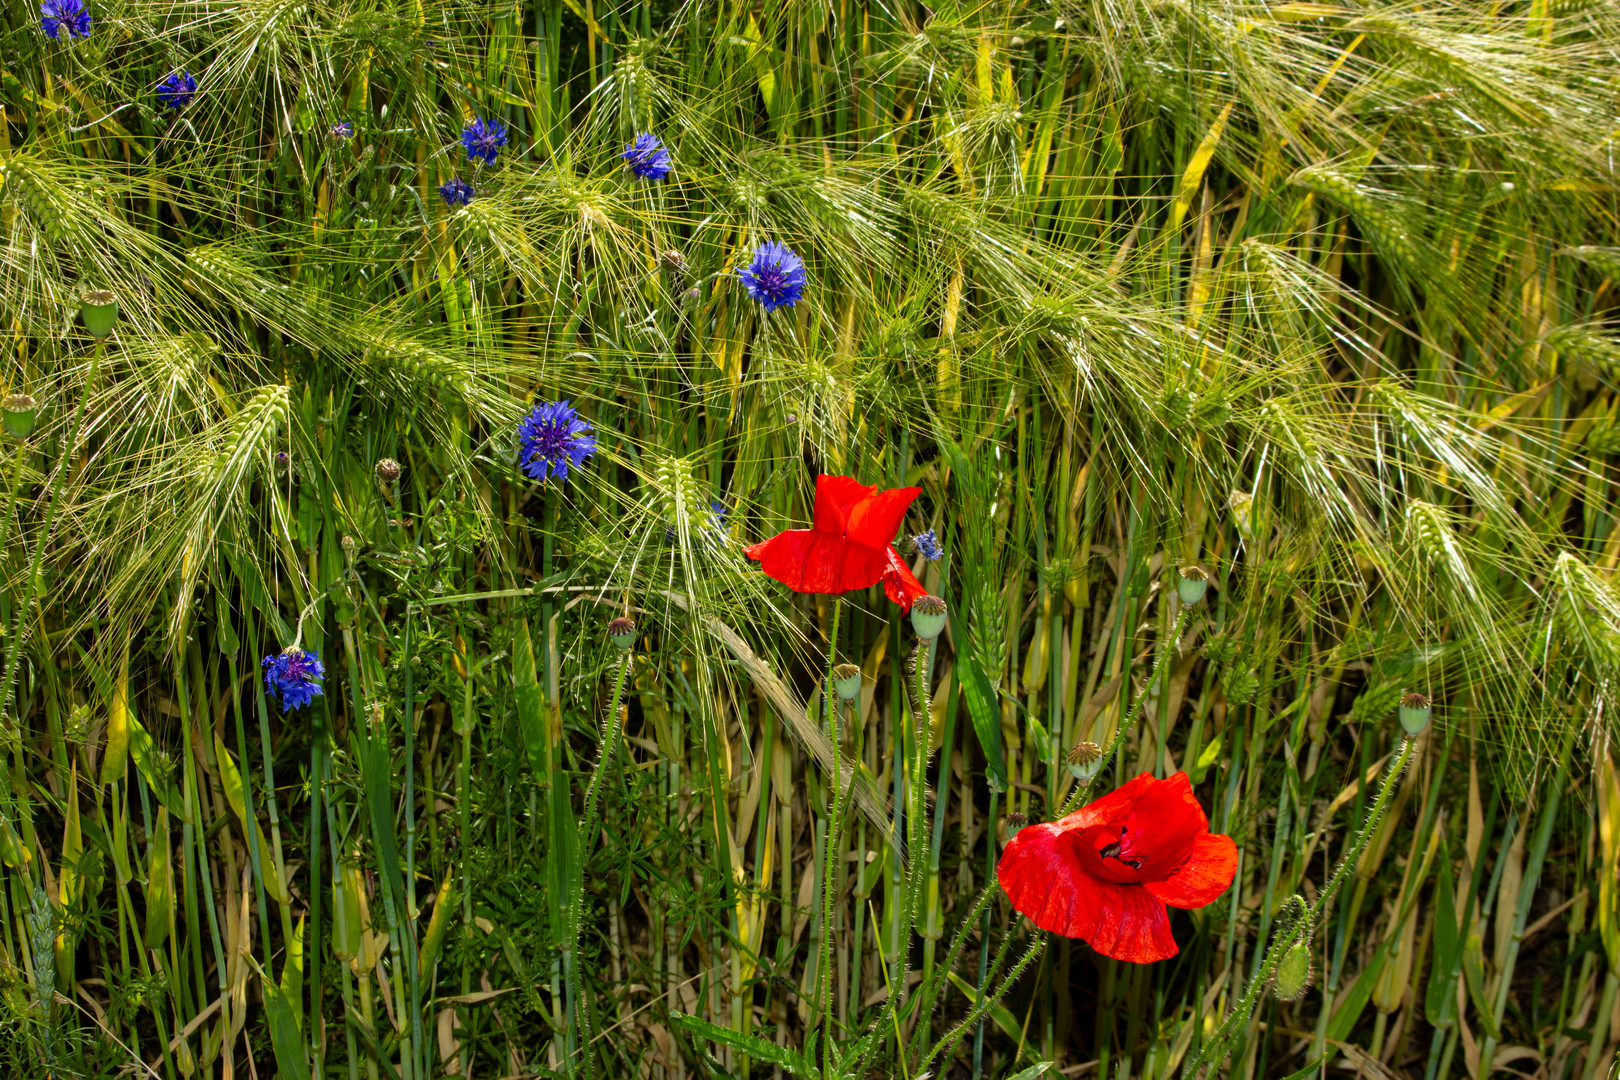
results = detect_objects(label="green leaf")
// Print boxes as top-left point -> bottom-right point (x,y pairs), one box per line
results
1326,948 -> 1383,1044
260,976 -> 311,1080
669,1010 -> 820,1079
1461,929 -> 1501,1039
1426,840 -> 1462,1028
960,656 -> 1007,790
949,971 -> 1020,1044
213,734 -> 291,903
128,714 -> 190,824
1005,1065 -> 1055,1080
1192,731 -> 1224,783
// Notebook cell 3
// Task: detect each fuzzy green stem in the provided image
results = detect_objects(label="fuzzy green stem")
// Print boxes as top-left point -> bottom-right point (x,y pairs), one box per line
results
817,597 -> 844,1074
1183,735 -> 1416,1079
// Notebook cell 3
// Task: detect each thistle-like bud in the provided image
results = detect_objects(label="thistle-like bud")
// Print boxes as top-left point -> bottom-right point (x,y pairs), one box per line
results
1399,691 -> 1432,737
341,535 -> 358,560
1066,739 -> 1105,782
1273,937 -> 1313,1002
682,286 -> 702,307
1177,565 -> 1210,606
607,617 -> 636,651
911,595 -> 948,641
831,663 -> 862,702
661,249 -> 687,275
80,289 -> 119,339
375,457 -> 402,484
2,393 -> 37,440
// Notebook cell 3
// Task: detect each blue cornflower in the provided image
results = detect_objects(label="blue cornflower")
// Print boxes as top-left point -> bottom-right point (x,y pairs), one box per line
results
460,116 -> 508,165
439,177 -> 474,207
621,133 -> 672,181
330,120 -> 354,141
518,399 -> 596,483
702,501 -> 729,547
912,529 -> 943,561
737,241 -> 806,313
261,648 -> 326,713
156,71 -> 197,111
41,0 -> 90,40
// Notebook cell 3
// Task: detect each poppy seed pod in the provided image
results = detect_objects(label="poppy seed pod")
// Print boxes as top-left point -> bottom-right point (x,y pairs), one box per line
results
375,457 -> 402,484
607,617 -> 636,651
80,289 -> 118,339
1273,937 -> 1313,1001
911,594 -> 948,640
1399,691 -> 1432,737
1004,811 -> 1028,838
1066,739 -> 1105,782
1176,565 -> 1210,606
2,393 -> 38,440
831,663 -> 862,702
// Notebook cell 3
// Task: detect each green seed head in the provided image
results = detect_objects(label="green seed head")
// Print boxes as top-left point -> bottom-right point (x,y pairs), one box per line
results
832,663 -> 862,701
2,393 -> 37,440
80,289 -> 118,339
1399,691 -> 1432,737
910,594 -> 948,640
1003,811 -> 1029,838
1176,565 -> 1210,606
1066,739 -> 1104,781
1273,938 -> 1313,1002
608,617 -> 636,651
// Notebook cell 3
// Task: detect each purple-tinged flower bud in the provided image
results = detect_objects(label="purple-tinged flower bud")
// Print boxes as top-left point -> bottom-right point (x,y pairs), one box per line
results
80,290 -> 118,339
607,617 -> 636,651
831,663 -> 862,702
910,594 -> 947,640
661,249 -> 686,274
1399,691 -> 1431,737
375,458 -> 402,484
1177,565 -> 1210,606
3,393 -> 38,440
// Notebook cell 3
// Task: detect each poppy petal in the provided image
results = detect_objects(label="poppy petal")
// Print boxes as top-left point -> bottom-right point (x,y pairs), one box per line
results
811,475 -> 878,534
881,546 -> 929,611
1145,833 -> 1239,909
1052,771 -> 1159,831
744,529 -> 888,593
997,821 -> 1179,963
845,484 -> 922,549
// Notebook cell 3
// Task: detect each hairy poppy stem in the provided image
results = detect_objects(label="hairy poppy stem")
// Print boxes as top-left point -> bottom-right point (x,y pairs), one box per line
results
1183,735 -> 1416,1079
920,935 -> 1047,1077
1057,608 -> 1194,819
817,597 -> 844,1074
566,645 -> 635,1080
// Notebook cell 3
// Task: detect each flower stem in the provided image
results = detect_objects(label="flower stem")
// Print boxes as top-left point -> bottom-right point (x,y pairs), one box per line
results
1182,734 -> 1417,1079
1058,607 -> 1193,818
818,597 -> 843,1074
0,337 -> 103,730
567,646 -> 635,1080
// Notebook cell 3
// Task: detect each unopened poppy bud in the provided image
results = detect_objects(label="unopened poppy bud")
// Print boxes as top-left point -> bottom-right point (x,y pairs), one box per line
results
80,289 -> 118,339
1273,937 -> 1312,1001
2,393 -> 37,440
1398,691 -> 1431,737
1066,739 -> 1105,781
1004,811 -> 1028,838
375,457 -> 402,484
831,663 -> 862,701
1176,565 -> 1210,606
607,617 -> 636,651
911,595 -> 948,640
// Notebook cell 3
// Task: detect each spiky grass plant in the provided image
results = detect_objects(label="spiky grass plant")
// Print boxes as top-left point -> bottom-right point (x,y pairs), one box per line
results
1,0 -> 1618,1078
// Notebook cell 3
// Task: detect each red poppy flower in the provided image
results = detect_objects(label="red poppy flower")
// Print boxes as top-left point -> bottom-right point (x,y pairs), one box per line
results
743,474 -> 929,611
997,771 -> 1237,963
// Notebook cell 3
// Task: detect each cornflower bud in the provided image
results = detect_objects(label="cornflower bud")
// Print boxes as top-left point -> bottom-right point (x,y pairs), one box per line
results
1399,691 -> 1432,737
831,663 -> 862,702
911,594 -> 947,641
607,617 -> 636,651
375,457 -> 402,484
662,249 -> 687,275
341,535 -> 358,561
